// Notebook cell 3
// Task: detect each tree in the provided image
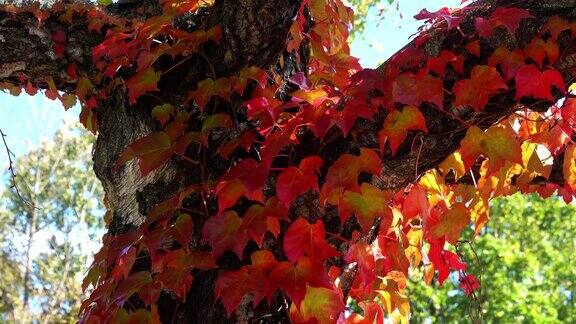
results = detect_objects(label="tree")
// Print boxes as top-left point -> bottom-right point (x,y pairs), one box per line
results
408,193 -> 576,323
0,125 -> 103,323
0,0 -> 575,322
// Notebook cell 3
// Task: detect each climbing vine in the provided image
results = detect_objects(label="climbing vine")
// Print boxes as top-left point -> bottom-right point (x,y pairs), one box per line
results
2,0 -> 576,323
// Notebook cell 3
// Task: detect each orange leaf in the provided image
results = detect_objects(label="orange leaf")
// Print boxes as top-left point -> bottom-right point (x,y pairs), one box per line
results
563,144 -> 576,190
428,203 -> 471,244
339,183 -> 391,233
460,126 -> 523,173
379,105 -> 428,155
524,37 -> 559,67
453,65 -> 507,111
187,77 -> 231,111
320,148 -> 382,204
487,47 -> 525,81
126,67 -> 161,104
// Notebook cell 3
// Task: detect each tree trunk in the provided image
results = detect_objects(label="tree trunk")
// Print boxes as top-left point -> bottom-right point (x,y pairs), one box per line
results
1,0 -> 576,323
89,1 -> 304,322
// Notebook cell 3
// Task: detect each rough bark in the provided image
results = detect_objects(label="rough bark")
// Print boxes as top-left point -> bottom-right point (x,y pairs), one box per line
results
1,0 -> 576,323
0,7 -> 99,89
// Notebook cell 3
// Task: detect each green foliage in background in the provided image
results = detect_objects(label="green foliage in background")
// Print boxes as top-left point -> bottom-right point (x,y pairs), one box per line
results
349,0 -> 393,35
0,125 -> 104,323
408,194 -> 576,323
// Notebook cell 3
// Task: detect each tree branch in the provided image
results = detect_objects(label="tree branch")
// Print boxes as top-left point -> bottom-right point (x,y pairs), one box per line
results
370,0 -> 576,191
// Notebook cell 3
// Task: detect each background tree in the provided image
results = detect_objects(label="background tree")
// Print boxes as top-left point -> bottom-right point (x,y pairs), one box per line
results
408,193 -> 576,323
347,0 -> 391,35
0,124 -> 103,323
1,0 -> 576,323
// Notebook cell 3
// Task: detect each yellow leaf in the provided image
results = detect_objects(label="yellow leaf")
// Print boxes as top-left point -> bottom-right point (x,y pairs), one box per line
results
439,152 -> 465,180
289,286 -> 344,324
430,203 -> 471,244
564,143 -> 576,189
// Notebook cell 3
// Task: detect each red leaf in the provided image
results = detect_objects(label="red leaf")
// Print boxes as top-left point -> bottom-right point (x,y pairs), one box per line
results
115,132 -> 173,176
238,197 -> 287,246
453,65 -> 507,111
112,271 -> 152,306
515,65 -> 564,100
215,250 -> 278,316
277,156 -> 323,208
401,185 -> 430,222
201,211 -> 247,259
475,7 -> 534,39
217,132 -> 256,159
220,158 -> 269,193
459,274 -> 480,296
465,40 -> 481,56
111,247 -> 137,281
414,7 -> 462,30
392,71 -> 443,108
378,234 -> 411,274
346,302 -> 385,324
269,257 -> 331,307
428,243 -> 466,285
427,50 -> 463,76
379,105 -> 428,155
53,29 -> 66,58
155,250 -> 216,300
215,268 -> 263,317
283,218 -> 338,263
215,179 -> 263,212
345,242 -> 377,288
336,98 -> 375,136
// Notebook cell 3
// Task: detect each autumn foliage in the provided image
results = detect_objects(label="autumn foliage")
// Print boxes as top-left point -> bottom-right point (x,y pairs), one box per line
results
2,0 -> 576,322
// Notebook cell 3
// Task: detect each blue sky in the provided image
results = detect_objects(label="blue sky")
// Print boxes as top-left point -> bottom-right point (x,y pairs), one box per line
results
0,0 -> 461,169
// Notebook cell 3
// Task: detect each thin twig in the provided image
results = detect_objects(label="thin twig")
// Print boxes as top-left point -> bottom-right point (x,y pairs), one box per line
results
0,128 -> 30,205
